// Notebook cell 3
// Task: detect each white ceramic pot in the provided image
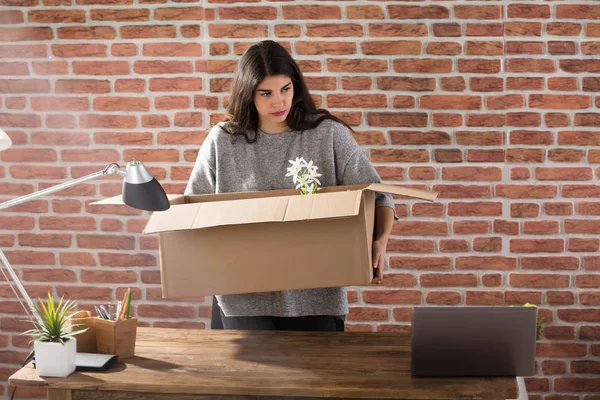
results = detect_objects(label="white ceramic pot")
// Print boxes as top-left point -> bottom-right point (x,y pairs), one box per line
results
34,337 -> 77,377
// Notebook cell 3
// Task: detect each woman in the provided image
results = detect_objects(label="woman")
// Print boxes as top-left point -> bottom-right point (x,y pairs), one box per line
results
185,40 -> 396,332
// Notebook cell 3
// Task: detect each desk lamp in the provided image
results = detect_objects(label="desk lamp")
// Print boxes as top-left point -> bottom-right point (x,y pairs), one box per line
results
0,128 -> 170,327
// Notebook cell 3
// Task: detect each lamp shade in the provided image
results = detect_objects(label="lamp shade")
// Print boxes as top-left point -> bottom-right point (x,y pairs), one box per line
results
121,161 -> 170,211
0,129 -> 12,151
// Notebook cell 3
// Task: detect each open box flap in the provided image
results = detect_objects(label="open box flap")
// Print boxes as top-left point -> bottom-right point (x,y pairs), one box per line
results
143,190 -> 363,234
363,183 -> 438,201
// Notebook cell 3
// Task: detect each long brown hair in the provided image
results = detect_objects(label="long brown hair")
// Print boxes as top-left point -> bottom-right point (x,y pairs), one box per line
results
221,40 -> 352,143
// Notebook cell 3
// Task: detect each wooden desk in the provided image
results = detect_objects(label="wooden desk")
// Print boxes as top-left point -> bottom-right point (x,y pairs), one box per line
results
9,327 -> 521,400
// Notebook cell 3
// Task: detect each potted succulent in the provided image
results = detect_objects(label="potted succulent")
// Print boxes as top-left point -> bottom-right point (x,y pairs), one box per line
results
23,292 -> 87,377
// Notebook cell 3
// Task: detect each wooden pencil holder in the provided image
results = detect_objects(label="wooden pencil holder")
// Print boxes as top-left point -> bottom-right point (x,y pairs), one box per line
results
65,310 -> 97,353
95,317 -> 137,359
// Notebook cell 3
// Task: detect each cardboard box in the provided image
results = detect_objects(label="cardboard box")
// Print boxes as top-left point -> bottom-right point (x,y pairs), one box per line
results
94,184 -> 436,298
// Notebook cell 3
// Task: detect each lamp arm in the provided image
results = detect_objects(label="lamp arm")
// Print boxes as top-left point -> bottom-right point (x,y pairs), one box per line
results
0,163 -> 125,210
0,162 -> 126,328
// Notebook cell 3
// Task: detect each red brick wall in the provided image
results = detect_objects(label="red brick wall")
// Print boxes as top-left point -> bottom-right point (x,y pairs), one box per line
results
0,0 -> 599,398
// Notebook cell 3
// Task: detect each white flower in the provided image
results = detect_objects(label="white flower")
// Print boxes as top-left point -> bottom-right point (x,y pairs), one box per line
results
287,157 -> 321,195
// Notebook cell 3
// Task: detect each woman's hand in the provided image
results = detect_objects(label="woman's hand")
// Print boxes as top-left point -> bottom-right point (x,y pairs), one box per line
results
372,238 -> 388,284
372,206 -> 395,284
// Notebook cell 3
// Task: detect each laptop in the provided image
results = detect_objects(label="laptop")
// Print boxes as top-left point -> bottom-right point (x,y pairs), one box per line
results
411,306 -> 537,377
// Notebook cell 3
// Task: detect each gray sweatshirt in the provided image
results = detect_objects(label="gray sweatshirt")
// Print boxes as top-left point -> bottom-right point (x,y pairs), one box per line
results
184,119 -> 395,317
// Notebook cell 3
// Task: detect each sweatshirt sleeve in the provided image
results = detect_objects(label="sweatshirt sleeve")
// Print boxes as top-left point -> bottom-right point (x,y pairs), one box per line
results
184,125 -> 218,196
331,122 -> 398,220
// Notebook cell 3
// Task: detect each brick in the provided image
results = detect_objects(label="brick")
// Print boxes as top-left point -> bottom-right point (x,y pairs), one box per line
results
510,203 -> 540,218
486,95 -> 525,110
363,290 -> 421,305
394,59 -> 452,74
426,42 -> 461,56
181,24 -> 199,38
504,291 -> 542,305
389,256 -> 450,271
80,270 -> 137,284
392,221 -> 448,236
510,274 -> 570,288
563,185 -> 600,198
521,257 -> 579,271
578,202 -> 600,215
441,77 -> 465,92
367,112 -> 427,128
391,131 -> 450,146
347,5 -> 384,20
455,5 -> 501,20
421,95 -> 481,110
507,58 -> 555,73
456,256 -> 517,271
504,22 -> 542,37
433,184 -> 491,199
387,239 -> 434,254
408,167 -> 435,181
547,292 -> 575,306
510,239 -> 564,253
363,40 -> 420,56
467,23 -> 503,37
4,250 -> 54,266
542,113 -> 568,128
432,113 -> 463,127
420,273 -> 477,287
494,220 -> 519,236
561,60 -> 600,73
507,112 -> 541,127
548,149 -> 584,163
91,8 -> 149,21
507,78 -> 544,91
434,149 -> 462,163
466,41 -> 503,56
121,25 -> 176,39
470,77 -> 503,92
458,60 -> 500,75
327,94 -> 387,109
368,23 -> 426,38
155,7 -> 204,20
439,239 -> 469,253
569,238 -> 600,252
377,77 -> 435,92
523,220 -> 560,235
0,44 -> 46,58
282,5 -> 340,20
208,24 -> 267,38
453,221 -> 490,235
506,41 -> 544,55
150,77 -> 202,92
9,165 -> 66,180
565,219 -> 600,234
507,4 -> 549,19
472,237 -> 501,252
426,292 -> 461,305
466,291 -> 503,305
511,168 -> 530,180
506,148 -> 545,163
58,26 -> 115,40
0,79 -> 50,94
530,94 -> 591,110
448,202 -> 502,216
80,114 -> 136,129
347,307 -> 388,322
274,24 -> 300,38
547,22 -> 582,36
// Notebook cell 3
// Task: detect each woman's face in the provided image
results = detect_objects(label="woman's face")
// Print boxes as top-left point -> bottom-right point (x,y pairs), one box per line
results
253,74 -> 294,132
